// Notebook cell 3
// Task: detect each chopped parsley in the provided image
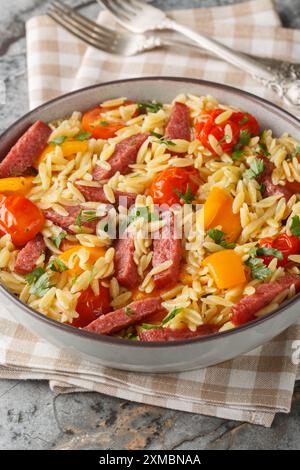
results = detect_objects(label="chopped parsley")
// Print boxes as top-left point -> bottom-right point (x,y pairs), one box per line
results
245,158 -> 265,179
173,184 -> 195,205
28,272 -> 53,297
217,134 -> 230,146
25,267 -> 45,285
256,247 -> 283,260
51,232 -> 66,249
162,307 -> 182,326
231,130 -> 251,161
124,306 -> 134,317
246,254 -> 271,280
239,116 -> 249,125
48,258 -> 68,273
207,228 -> 236,249
150,131 -> 175,146
141,323 -> 161,330
138,101 -> 163,114
99,120 -> 109,126
291,215 -> 300,237
48,135 -> 68,145
75,209 -> 98,227
258,142 -> 270,156
75,131 -> 92,140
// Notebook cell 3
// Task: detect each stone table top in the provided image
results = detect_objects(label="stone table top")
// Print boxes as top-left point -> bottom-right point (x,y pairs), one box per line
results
0,0 -> 300,450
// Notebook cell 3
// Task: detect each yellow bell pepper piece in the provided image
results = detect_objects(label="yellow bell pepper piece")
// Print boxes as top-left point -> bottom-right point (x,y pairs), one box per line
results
59,245 -> 106,276
0,176 -> 34,196
36,140 -> 89,167
204,186 -> 241,242
202,249 -> 246,289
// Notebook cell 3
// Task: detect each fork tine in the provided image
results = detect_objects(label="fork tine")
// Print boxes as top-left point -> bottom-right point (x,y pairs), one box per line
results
100,0 -> 136,22
48,11 -> 114,52
49,1 -> 114,40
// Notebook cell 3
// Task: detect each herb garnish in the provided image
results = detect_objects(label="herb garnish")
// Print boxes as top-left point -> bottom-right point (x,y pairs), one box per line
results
231,130 -> 251,161
75,209 -> 98,227
239,116 -> 249,125
291,215 -> 300,237
27,271 -> 53,297
245,158 -> 265,179
245,251 -> 271,280
124,307 -> 133,317
258,142 -> 270,156
141,307 -> 183,331
48,136 -> 68,145
256,247 -> 283,260
25,267 -> 45,285
207,228 -> 236,249
138,101 -> 163,114
75,131 -> 92,141
150,131 -> 175,146
217,134 -> 230,146
173,184 -> 195,205
48,258 -> 68,273
51,232 -> 66,249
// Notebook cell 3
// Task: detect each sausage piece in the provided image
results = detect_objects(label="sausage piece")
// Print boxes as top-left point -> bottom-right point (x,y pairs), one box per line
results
258,156 -> 293,201
0,121 -> 51,178
14,233 -> 45,274
114,235 -> 138,288
153,211 -> 181,289
75,181 -> 136,209
84,297 -> 162,335
93,133 -> 149,181
165,102 -> 191,141
139,324 -> 218,342
231,273 -> 300,326
44,205 -> 99,234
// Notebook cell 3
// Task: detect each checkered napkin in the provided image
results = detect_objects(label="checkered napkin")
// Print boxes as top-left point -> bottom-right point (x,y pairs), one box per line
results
0,0 -> 300,427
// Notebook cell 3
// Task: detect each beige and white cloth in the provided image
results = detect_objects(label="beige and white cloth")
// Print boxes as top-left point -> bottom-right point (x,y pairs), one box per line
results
0,0 -> 300,427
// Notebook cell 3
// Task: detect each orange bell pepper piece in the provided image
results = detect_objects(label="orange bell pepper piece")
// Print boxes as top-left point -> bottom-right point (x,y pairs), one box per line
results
202,249 -> 246,289
204,186 -> 241,242
36,140 -> 89,167
59,245 -> 106,276
0,176 -> 34,196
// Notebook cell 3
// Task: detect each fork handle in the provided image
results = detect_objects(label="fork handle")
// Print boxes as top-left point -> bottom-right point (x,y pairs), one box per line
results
163,18 -> 274,81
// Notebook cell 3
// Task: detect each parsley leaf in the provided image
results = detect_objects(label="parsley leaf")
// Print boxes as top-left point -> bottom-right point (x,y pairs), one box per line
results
231,130 -> 251,160
258,142 -> 270,156
99,120 -> 109,126
291,215 -> 300,237
162,307 -> 182,325
246,256 -> 271,280
207,228 -> 236,249
239,116 -> 249,125
25,267 -> 45,285
48,258 -> 68,273
48,136 -> 68,145
141,323 -> 162,330
138,101 -> 163,114
173,184 -> 195,204
75,209 -> 98,227
29,272 -> 53,297
124,306 -> 134,317
245,158 -> 265,179
51,232 -> 66,249
150,131 -> 175,146
75,131 -> 92,141
256,247 -> 283,260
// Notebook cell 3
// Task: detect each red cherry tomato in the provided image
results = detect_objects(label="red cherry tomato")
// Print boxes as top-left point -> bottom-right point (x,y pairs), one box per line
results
82,106 -> 126,139
73,283 -> 111,328
258,234 -> 300,267
195,109 -> 259,155
148,167 -> 199,206
0,195 -> 45,247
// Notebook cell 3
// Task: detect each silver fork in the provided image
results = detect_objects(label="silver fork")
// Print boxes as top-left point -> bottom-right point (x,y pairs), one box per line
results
48,3 -> 300,71
98,0 -> 300,110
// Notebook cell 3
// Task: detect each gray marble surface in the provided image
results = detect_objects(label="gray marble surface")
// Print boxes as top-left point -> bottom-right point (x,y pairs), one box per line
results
0,0 -> 300,450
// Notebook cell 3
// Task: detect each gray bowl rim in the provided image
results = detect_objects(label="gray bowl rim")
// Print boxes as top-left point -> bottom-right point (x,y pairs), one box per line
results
1,75 -> 300,348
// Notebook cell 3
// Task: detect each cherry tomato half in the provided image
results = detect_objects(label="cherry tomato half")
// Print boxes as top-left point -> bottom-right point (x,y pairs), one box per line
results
82,106 -> 125,139
149,167 -> 199,206
73,283 -> 111,328
0,195 -> 45,247
195,109 -> 259,155
258,234 -> 300,267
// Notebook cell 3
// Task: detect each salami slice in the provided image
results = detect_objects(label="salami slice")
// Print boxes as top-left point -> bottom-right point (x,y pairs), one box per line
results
14,233 -> 45,274
165,102 -> 191,141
